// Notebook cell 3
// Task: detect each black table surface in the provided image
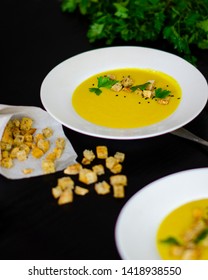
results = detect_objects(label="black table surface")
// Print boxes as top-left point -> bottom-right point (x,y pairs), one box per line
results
1,0 -> 208,260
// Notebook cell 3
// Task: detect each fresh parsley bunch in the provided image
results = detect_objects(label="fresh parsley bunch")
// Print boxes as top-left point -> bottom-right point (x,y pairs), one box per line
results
61,0 -> 208,64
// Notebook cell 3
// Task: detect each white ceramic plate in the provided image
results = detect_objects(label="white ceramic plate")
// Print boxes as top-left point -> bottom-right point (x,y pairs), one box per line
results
115,167 -> 208,259
40,46 -> 208,139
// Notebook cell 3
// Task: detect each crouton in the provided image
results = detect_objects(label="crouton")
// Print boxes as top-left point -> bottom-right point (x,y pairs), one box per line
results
79,168 -> 97,185
96,146 -> 108,159
95,181 -> 111,195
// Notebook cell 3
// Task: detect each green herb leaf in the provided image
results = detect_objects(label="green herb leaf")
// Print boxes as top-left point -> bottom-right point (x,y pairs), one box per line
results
155,88 -> 171,98
160,236 -> 181,245
131,82 -> 151,92
89,87 -> 102,95
61,0 -> 208,64
97,76 -> 118,89
194,228 -> 208,244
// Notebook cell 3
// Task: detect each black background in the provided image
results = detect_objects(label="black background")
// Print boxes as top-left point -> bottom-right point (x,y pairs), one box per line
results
0,0 -> 208,259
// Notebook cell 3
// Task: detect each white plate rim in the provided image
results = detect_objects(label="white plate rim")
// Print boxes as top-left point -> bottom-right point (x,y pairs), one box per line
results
40,46 -> 208,139
115,167 -> 208,259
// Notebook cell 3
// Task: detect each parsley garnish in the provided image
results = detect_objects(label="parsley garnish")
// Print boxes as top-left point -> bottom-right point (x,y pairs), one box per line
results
89,76 -> 118,95
194,228 -> 208,244
61,0 -> 208,64
155,88 -> 171,98
89,87 -> 102,95
131,82 -> 151,92
160,236 -> 181,245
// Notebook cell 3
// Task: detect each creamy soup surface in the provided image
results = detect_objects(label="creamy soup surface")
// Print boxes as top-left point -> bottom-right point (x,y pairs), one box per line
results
72,68 -> 182,128
157,199 -> 208,260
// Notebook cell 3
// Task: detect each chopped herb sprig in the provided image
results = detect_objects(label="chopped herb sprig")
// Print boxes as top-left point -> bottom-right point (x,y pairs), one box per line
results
89,76 -> 118,95
131,82 -> 151,92
160,236 -> 181,245
155,88 -> 171,98
61,0 -> 208,64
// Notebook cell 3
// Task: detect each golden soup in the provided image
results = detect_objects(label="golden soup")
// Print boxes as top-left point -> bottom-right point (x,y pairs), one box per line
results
157,199 -> 208,260
72,68 -> 182,129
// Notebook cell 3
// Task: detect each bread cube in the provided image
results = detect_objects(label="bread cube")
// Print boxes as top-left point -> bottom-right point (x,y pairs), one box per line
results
74,186 -> 89,196
106,156 -> 118,169
41,159 -> 55,174
113,185 -> 125,198
92,164 -> 105,175
95,181 -> 111,195
55,137 -> 65,149
58,176 -> 74,190
114,151 -> 125,163
79,168 -> 97,185
83,149 -> 95,161
96,146 -> 108,159
64,163 -> 82,175
110,174 -> 127,187
42,127 -> 53,138
58,189 -> 73,205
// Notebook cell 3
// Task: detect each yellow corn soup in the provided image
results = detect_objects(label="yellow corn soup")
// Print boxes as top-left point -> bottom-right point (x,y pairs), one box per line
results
72,68 -> 182,128
157,199 -> 208,260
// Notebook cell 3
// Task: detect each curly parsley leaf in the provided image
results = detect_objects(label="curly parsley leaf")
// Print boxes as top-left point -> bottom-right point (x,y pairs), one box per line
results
97,76 -> 118,89
89,87 -> 102,96
61,0 -> 208,64
89,76 -> 118,95
155,88 -> 171,98
131,82 -> 151,92
194,228 -> 208,244
160,236 -> 181,245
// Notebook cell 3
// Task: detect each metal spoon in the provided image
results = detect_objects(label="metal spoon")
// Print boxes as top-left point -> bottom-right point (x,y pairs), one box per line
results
171,127 -> 208,147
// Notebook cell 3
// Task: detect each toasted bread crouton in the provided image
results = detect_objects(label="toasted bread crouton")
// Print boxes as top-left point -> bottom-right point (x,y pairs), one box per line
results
58,189 -> 73,205
157,97 -> 170,105
0,157 -> 13,168
79,168 -> 97,185
74,186 -> 89,196
45,152 -> 57,162
10,147 -> 20,159
16,149 -> 27,161
114,152 -> 125,163
34,133 -> 45,143
111,82 -> 123,92
143,90 -> 153,98
37,139 -> 50,153
24,134 -> 33,142
81,157 -> 91,165
41,159 -> 55,174
53,147 -> 63,159
113,185 -> 125,198
64,163 -> 82,175
83,149 -> 95,162
95,181 -> 111,195
58,176 -> 74,190
106,156 -> 119,169
12,119 -> 20,128
13,135 -> 24,146
42,127 -> 53,138
110,163 -> 122,174
96,146 -> 108,159
22,168 -> 33,174
2,150 -> 10,158
121,76 -> 134,87
110,174 -> 127,187
20,117 -> 33,131
31,146 -> 44,158
0,141 -> 12,151
19,143 -> 30,155
146,80 -> 155,90
92,164 -> 105,175
55,137 -> 65,149
52,185 -> 62,199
